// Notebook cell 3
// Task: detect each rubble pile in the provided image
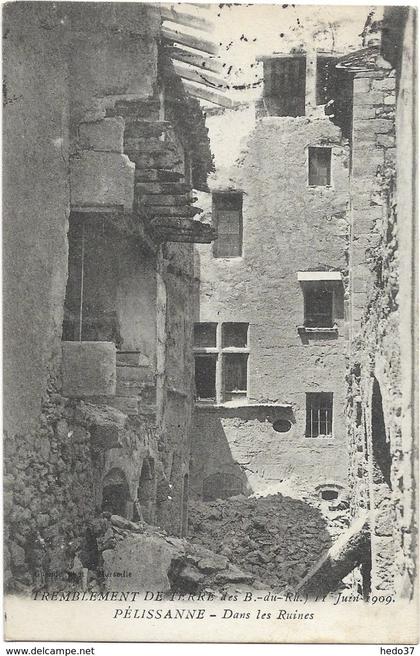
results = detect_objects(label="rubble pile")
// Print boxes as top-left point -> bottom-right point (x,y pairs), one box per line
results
188,494 -> 333,589
92,514 -> 265,595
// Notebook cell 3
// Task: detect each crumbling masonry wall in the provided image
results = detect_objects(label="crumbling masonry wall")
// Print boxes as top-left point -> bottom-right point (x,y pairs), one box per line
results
346,48 -> 416,597
3,3 -> 200,591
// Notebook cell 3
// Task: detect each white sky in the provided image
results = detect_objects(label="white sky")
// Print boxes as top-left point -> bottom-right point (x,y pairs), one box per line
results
165,4 -> 380,99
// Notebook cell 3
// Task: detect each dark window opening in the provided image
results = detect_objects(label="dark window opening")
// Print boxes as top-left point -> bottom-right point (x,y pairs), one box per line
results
308,147 -> 331,186
263,57 -> 306,117
194,322 -> 217,348
62,216 -> 122,346
320,489 -> 339,501
101,468 -> 129,517
222,322 -> 249,348
223,353 -> 248,401
306,392 -> 333,437
371,378 -> 392,488
304,285 -> 333,328
213,192 -> 243,258
272,419 -> 292,433
195,355 -> 216,401
316,56 -> 338,106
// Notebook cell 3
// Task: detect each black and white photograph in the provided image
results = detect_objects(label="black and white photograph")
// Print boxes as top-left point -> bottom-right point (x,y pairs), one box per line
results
2,0 -> 418,646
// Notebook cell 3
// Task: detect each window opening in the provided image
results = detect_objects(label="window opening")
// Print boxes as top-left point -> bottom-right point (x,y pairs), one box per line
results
194,322 -> 217,348
304,285 -> 333,328
308,147 -> 331,186
306,392 -> 333,437
194,355 -> 217,401
213,192 -> 243,258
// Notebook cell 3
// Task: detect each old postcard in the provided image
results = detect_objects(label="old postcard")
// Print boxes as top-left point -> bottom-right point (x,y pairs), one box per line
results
2,0 -> 418,644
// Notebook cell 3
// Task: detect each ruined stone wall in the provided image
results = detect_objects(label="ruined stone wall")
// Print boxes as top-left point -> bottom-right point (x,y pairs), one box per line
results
3,2 -> 199,590
345,52 -> 414,596
192,114 -> 350,500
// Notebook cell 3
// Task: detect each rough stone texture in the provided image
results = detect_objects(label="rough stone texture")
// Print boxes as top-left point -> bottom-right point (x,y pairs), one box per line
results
192,114 -> 350,499
3,387 -> 97,593
188,495 -> 334,589
97,514 -> 262,594
346,38 -> 416,600
62,342 -> 116,397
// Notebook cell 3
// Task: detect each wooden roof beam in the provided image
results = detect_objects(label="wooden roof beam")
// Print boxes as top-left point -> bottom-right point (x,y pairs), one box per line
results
165,45 -> 226,76
160,7 -> 214,33
172,61 -> 227,90
161,25 -> 219,56
181,79 -> 235,109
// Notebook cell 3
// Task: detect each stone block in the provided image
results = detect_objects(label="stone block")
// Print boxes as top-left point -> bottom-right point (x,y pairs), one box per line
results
70,151 -> 134,213
376,134 -> 396,148
62,341 -> 116,398
79,402 -> 127,450
353,91 -> 384,106
353,105 -> 376,120
79,117 -> 125,153
371,78 -> 396,91
102,533 -> 180,592
353,77 -> 371,94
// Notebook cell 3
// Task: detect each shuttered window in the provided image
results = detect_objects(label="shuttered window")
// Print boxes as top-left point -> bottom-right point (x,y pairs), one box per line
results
213,192 -> 243,258
308,147 -> 331,186
263,57 -> 306,117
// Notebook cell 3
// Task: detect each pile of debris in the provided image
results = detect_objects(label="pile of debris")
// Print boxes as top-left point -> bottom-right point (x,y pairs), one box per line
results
188,494 -> 333,589
89,514 -> 265,596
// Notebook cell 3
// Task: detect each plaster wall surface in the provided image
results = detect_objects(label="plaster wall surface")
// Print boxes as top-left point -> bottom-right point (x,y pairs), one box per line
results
192,114 -> 351,498
3,3 -> 71,435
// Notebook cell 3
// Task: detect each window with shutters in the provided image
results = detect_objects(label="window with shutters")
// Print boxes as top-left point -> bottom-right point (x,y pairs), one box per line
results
263,57 -> 306,117
212,192 -> 243,258
194,322 -> 249,403
308,147 -> 332,186
306,392 -> 333,438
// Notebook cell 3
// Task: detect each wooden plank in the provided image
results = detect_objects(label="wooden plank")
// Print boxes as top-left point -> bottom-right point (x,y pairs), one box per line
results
181,79 -> 235,108
165,45 -> 226,76
161,25 -> 218,55
161,6 -> 213,32
172,61 -> 227,90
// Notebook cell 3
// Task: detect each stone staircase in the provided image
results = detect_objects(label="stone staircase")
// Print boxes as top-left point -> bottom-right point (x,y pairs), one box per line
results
106,97 -> 216,244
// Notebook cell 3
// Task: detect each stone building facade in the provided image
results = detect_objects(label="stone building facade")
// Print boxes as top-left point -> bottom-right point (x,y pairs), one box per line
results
3,2 -> 215,591
191,52 -> 351,506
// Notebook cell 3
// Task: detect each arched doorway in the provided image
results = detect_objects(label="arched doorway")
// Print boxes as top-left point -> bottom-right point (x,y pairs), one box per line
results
102,468 -> 129,517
